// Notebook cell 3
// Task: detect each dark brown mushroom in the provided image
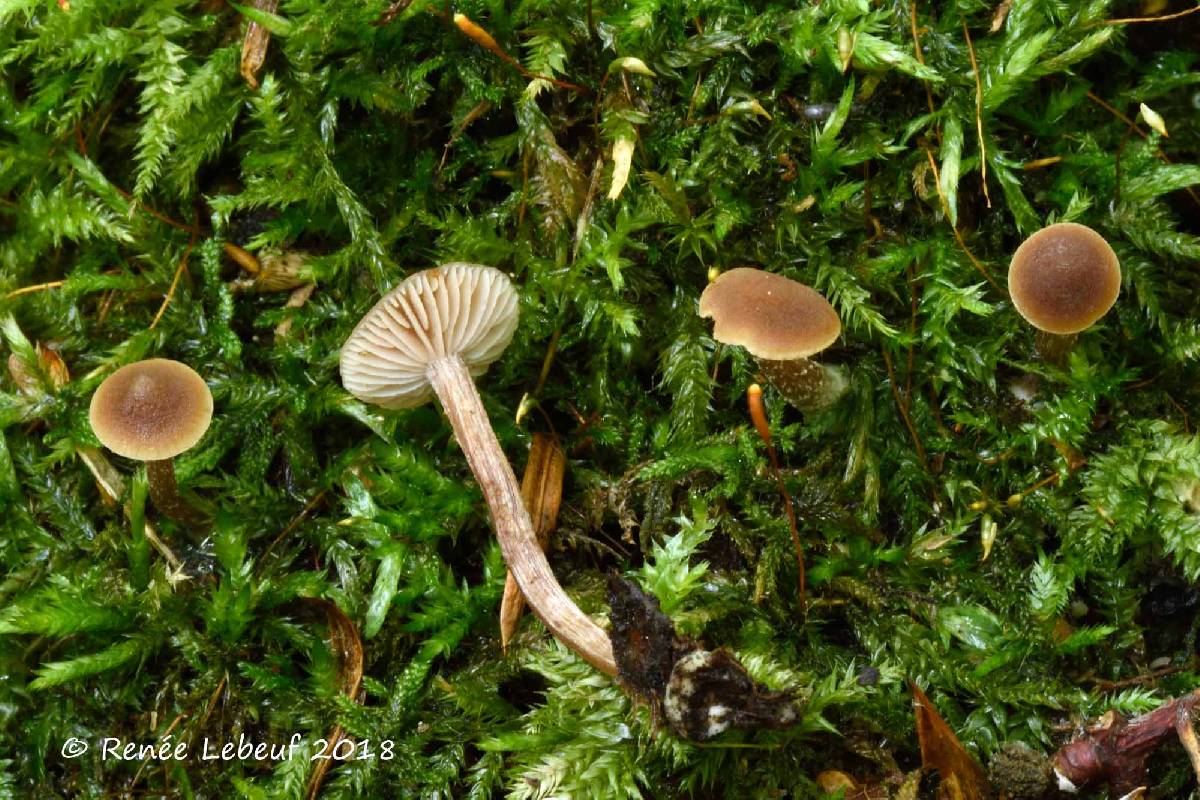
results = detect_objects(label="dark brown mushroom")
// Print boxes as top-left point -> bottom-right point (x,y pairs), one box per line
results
1008,222 -> 1121,364
699,267 -> 845,411
89,358 -> 213,525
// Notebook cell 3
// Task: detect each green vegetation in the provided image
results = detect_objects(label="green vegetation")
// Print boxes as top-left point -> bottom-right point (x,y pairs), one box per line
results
2,0 -> 1200,796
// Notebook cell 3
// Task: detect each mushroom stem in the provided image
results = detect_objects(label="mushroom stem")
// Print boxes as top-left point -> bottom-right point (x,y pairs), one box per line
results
759,358 -> 847,413
1034,331 -> 1078,366
426,355 -> 618,675
145,459 -> 207,526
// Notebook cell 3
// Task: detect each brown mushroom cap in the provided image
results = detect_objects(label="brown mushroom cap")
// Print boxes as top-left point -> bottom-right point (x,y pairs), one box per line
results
698,267 -> 840,360
339,263 -> 520,409
1008,222 -> 1121,335
89,359 -> 213,461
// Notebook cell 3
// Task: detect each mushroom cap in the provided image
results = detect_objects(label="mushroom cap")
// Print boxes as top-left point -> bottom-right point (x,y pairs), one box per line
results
1008,222 -> 1121,335
339,263 -> 520,409
698,268 -> 840,360
89,359 -> 213,461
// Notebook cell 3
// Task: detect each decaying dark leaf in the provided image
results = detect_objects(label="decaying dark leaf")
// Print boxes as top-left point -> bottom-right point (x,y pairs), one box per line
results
663,648 -> 798,740
500,432 -> 566,649
606,574 -> 799,741
911,682 -> 990,800
607,572 -> 686,705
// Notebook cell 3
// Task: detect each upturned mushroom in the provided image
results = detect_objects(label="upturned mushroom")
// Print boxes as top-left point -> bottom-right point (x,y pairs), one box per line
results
1008,222 -> 1121,364
699,268 -> 844,412
339,263 -> 617,675
89,358 -> 213,525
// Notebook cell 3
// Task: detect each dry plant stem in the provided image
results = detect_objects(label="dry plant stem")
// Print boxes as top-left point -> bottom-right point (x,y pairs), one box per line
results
1035,331 -> 1078,366
427,355 -> 617,675
77,447 -> 180,569
759,358 -> 846,412
500,433 -> 566,650
146,459 -> 207,527
747,384 -> 806,612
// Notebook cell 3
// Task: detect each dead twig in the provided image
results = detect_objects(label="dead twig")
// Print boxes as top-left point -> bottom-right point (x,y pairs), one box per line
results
1103,5 -> 1200,25
882,350 -> 929,471
747,384 -> 806,613
923,147 -> 1002,292
962,20 -> 991,208
149,238 -> 196,330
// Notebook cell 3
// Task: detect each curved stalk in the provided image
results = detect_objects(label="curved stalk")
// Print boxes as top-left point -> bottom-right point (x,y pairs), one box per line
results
427,355 -> 618,675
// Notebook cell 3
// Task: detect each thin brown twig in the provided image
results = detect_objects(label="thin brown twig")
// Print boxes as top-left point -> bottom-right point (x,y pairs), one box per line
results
149,239 -> 196,330
923,147 -> 1002,291
195,674 -> 228,734
453,13 -> 591,95
1103,4 -> 1200,25
906,260 -> 919,400
129,711 -> 188,791
1086,91 -> 1200,208
909,3 -> 937,119
1087,90 -> 1146,136
883,349 -> 929,470
1087,657 -> 1200,690
532,326 -> 561,398
747,384 -> 806,613
258,490 -> 327,573
1165,393 -> 1191,433
1022,156 -> 1063,170
962,20 -> 991,208
96,289 -> 116,323
4,280 -> 66,299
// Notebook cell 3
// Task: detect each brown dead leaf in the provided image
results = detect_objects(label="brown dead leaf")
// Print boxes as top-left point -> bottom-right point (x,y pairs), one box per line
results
274,283 -> 316,338
39,344 -> 69,389
911,682 -> 990,800
304,598 -> 364,800
500,433 -> 566,649
7,343 -> 68,395
989,0 -> 1013,32
239,0 -> 278,89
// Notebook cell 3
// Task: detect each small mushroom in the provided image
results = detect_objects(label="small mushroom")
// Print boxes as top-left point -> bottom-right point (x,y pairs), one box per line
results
89,358 -> 213,525
1008,222 -> 1121,364
339,263 -> 617,675
699,268 -> 844,412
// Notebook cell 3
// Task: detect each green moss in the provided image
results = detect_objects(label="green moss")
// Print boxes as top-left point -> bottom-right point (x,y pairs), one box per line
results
2,0 -> 1200,796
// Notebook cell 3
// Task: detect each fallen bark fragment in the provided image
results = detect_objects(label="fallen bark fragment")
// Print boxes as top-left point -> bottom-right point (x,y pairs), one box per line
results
607,575 -> 798,741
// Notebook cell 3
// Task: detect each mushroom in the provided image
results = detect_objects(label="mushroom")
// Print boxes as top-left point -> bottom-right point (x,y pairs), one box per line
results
339,263 -> 617,675
1008,222 -> 1121,364
89,358 -> 213,525
699,268 -> 844,412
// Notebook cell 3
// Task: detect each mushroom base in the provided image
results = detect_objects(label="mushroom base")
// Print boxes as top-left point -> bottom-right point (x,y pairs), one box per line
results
1034,331 -> 1079,366
146,459 -> 208,527
426,355 -> 618,675
759,358 -> 847,412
